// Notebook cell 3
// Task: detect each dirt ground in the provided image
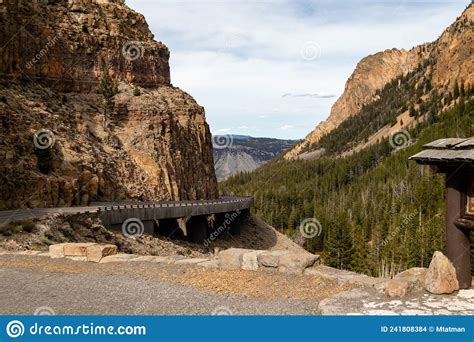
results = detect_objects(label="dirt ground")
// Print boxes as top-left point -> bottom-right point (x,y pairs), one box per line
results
0,213 -> 306,258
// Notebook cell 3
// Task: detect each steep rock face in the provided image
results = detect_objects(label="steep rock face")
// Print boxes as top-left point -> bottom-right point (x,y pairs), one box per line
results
284,48 -> 423,159
0,0 -> 218,209
285,3 -> 474,160
0,0 -> 170,91
428,4 -> 474,88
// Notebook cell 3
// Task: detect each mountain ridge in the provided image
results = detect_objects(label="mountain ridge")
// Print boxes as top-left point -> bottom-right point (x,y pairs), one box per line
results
285,3 -> 473,160
213,135 -> 298,181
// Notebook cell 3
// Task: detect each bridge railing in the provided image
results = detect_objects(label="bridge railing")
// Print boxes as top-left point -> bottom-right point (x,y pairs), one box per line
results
93,196 -> 254,212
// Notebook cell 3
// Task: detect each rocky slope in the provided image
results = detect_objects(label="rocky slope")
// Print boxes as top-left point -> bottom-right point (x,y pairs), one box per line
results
213,135 -> 298,181
0,0 -> 218,209
285,3 -> 474,159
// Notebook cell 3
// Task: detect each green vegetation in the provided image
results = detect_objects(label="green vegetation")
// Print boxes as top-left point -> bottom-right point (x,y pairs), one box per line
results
221,97 -> 474,277
99,67 -> 118,119
133,85 -> 141,96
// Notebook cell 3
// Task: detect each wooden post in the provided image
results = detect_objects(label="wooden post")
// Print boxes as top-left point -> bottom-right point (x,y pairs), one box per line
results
446,171 -> 472,289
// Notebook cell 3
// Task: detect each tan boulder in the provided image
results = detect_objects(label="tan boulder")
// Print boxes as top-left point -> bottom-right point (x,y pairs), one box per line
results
175,258 -> 210,265
394,267 -> 427,292
197,260 -> 220,269
383,279 -> 414,298
86,244 -> 117,262
383,267 -> 428,297
66,256 -> 88,262
63,243 -> 96,256
257,250 -> 290,268
218,248 -> 249,270
424,251 -> 459,295
100,253 -> 139,263
278,252 -> 318,274
49,243 -> 67,258
241,250 -> 265,271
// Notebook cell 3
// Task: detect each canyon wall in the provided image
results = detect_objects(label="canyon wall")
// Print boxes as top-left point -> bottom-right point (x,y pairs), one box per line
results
0,0 -> 218,209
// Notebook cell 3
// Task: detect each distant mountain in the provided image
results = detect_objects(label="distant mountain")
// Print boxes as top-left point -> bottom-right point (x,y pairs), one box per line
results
213,135 -> 298,181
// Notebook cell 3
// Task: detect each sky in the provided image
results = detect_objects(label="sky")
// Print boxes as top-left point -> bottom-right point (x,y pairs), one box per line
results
126,0 -> 469,140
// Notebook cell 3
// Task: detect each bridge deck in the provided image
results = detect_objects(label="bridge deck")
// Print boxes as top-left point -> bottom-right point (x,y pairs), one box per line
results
0,196 -> 254,225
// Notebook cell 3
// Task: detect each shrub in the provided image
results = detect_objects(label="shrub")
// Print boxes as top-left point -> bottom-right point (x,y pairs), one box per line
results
133,85 -> 141,96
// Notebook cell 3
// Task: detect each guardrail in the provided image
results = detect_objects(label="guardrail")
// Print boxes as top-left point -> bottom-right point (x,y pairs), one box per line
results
93,197 -> 253,212
96,196 -> 254,229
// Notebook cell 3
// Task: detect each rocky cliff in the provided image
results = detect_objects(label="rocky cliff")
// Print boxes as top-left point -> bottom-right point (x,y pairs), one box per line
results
285,3 -> 474,159
0,0 -> 218,209
0,0 -> 170,91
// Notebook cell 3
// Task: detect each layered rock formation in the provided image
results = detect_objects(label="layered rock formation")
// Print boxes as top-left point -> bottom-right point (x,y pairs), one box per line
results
285,3 -> 474,159
0,0 -> 218,209
0,0 -> 170,91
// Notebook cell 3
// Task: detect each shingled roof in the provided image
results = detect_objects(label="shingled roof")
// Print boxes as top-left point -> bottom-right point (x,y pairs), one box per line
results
409,138 -> 474,164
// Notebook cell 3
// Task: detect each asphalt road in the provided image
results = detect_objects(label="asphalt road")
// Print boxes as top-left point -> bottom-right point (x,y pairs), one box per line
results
0,258 -> 320,316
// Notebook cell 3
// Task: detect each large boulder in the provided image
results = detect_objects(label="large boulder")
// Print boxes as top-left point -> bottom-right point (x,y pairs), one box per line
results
383,279 -> 414,298
63,243 -> 96,256
86,244 -> 118,262
49,243 -> 118,262
383,267 -> 428,298
241,250 -> 265,271
49,243 -> 67,258
218,248 -> 249,270
424,251 -> 459,294
278,252 -> 318,274
394,267 -> 427,292
257,250 -> 290,268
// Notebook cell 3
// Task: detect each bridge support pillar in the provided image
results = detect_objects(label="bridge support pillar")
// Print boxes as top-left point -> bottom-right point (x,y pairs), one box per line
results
229,209 -> 250,235
187,215 -> 209,244
155,218 -> 183,239
212,209 -> 250,236
142,220 -> 155,235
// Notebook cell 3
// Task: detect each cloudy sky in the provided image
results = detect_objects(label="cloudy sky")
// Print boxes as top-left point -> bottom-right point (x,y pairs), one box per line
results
126,0 -> 468,139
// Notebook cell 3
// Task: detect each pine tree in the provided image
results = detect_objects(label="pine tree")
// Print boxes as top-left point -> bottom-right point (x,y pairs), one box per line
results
351,225 -> 370,274
99,67 -> 118,120
324,214 -> 353,269
453,80 -> 460,99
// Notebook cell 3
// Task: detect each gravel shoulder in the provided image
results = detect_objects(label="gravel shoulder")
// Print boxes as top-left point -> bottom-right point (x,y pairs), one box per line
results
0,254 -> 352,315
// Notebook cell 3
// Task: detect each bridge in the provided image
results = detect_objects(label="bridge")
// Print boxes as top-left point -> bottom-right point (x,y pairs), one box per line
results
0,196 -> 254,244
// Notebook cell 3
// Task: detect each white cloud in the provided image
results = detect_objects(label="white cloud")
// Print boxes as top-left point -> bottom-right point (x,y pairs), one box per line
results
127,0 -> 469,139
214,128 -> 231,134
282,93 -> 337,99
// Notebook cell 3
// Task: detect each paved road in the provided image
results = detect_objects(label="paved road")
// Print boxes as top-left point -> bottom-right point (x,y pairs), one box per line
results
0,256 -> 320,316
0,196 -> 253,225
